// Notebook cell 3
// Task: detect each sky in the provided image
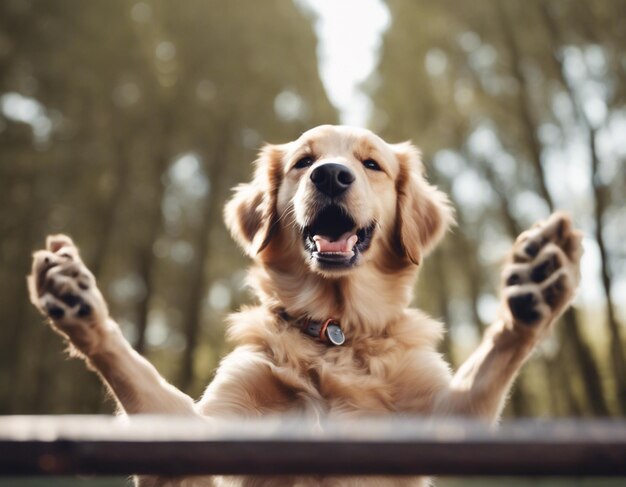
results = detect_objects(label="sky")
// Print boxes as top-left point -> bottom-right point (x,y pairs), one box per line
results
297,0 -> 390,126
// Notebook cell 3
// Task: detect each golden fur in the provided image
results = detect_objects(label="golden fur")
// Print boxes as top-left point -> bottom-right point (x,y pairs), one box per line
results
28,125 -> 583,487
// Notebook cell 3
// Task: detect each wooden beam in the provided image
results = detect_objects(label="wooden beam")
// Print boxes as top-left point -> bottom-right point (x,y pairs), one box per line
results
1,416 -> 625,476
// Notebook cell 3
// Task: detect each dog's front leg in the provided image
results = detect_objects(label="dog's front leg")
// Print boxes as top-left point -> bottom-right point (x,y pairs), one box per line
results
435,213 -> 583,420
28,235 -> 196,415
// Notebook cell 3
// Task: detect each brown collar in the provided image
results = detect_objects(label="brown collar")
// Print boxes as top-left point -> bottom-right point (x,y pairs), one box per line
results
278,310 -> 346,346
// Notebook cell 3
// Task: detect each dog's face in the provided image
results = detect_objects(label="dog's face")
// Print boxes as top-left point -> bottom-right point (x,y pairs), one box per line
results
225,125 -> 452,278
277,126 -> 397,274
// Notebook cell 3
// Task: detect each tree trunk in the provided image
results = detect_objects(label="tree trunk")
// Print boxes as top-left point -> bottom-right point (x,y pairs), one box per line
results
495,3 -> 554,210
496,2 -> 610,415
589,130 -> 626,413
178,129 -> 232,391
538,0 -> 625,414
134,106 -> 175,355
89,137 -> 132,278
134,150 -> 169,355
6,167 -> 43,412
561,310 -> 610,415
429,245 -> 453,363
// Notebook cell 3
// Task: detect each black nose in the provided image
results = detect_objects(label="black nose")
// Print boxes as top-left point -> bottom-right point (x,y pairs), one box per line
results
310,163 -> 355,197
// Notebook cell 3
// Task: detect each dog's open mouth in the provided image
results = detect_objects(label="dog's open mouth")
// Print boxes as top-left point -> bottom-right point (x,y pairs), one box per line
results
303,205 -> 375,269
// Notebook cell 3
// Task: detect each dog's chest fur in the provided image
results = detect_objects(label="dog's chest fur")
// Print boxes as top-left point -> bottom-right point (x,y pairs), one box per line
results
190,307 -> 448,487
201,306 -> 450,418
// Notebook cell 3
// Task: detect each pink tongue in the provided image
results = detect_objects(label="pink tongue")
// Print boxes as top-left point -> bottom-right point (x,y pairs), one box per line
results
313,232 -> 358,253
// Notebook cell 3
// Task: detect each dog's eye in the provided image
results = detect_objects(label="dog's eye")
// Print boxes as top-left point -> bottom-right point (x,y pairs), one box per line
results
363,159 -> 382,171
294,156 -> 314,169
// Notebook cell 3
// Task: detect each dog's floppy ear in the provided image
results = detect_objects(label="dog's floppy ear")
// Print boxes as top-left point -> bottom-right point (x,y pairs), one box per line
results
224,144 -> 283,257
393,142 -> 454,265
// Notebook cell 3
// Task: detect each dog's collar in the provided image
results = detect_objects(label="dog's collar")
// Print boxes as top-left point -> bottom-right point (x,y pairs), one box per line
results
278,310 -> 345,346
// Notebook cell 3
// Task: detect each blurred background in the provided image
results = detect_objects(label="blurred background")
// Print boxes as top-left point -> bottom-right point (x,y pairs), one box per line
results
1,0 -> 625,423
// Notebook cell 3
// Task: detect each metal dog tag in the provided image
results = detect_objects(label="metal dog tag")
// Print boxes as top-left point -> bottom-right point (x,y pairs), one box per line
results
325,323 -> 345,346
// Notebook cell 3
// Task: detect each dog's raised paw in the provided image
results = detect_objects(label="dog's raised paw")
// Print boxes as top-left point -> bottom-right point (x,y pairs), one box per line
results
502,212 -> 582,330
27,235 -> 109,353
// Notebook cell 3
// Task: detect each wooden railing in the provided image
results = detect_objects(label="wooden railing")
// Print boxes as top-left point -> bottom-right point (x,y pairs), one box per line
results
1,415 -> 625,477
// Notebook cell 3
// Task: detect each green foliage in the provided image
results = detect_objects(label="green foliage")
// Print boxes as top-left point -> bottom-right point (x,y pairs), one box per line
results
0,0 -> 336,413
371,0 -> 626,416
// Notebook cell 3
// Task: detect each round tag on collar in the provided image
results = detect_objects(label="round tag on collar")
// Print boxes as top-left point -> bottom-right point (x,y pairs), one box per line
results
325,323 -> 345,346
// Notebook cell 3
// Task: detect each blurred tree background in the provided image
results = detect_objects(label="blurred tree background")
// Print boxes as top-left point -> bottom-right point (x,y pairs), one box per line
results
0,0 -> 336,413
370,0 -> 625,417
0,0 -> 624,421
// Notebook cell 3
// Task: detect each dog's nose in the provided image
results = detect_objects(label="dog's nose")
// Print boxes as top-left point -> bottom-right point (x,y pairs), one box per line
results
310,163 -> 355,197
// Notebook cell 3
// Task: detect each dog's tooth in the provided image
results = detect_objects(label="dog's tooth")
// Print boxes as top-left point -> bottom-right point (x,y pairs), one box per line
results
314,239 -> 322,252
347,235 -> 358,250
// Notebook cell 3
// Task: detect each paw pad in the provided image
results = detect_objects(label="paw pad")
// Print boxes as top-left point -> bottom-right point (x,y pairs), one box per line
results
46,304 -> 65,320
523,241 -> 540,258
29,235 -> 104,327
506,273 -> 521,286
503,213 -> 582,329
77,303 -> 92,318
60,293 -> 81,307
542,274 -> 567,308
508,293 -> 541,325
530,254 -> 560,283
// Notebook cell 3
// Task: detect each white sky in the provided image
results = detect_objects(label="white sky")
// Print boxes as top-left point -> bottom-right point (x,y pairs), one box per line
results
297,0 -> 390,126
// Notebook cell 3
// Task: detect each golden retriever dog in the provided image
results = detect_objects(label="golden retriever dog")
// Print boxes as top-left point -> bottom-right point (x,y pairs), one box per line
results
28,125 -> 582,486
